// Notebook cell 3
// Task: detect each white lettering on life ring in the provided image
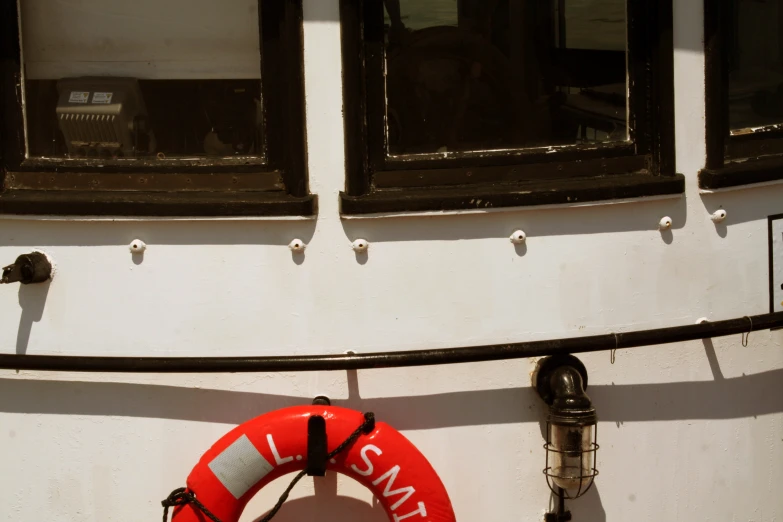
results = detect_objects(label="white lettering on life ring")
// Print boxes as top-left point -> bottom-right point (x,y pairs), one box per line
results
350,444 -> 428,520
351,444 -> 382,476
266,434 -> 294,465
373,465 -> 416,510
393,502 -> 428,521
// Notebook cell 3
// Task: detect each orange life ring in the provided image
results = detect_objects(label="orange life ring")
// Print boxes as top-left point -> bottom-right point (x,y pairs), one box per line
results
171,405 -> 456,522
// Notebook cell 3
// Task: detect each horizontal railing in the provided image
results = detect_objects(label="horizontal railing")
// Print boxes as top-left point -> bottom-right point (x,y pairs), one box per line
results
0,312 -> 780,373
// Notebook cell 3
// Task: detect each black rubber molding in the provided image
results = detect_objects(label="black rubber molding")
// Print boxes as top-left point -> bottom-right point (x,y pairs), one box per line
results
0,312 -> 780,373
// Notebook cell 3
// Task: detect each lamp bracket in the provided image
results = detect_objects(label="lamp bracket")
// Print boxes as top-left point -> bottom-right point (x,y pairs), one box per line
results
534,354 -> 588,405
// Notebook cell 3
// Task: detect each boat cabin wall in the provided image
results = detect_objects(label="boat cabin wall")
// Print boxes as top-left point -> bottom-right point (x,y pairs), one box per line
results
0,1 -> 781,521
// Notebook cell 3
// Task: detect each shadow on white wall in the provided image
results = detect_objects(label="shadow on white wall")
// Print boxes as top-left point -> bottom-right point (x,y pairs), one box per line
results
14,281 -> 50,355
252,473 -> 386,522
0,365 -> 780,427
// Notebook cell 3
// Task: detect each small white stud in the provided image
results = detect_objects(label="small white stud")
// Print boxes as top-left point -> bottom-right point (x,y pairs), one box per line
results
509,230 -> 527,244
352,239 -> 369,253
129,239 -> 147,253
658,216 -> 673,230
711,209 -> 727,223
288,239 -> 306,253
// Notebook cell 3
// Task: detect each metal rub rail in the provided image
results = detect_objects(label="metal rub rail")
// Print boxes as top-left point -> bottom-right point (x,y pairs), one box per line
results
0,312 -> 781,373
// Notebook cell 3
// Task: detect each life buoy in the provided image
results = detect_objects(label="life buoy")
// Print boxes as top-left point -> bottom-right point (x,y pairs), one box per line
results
171,405 -> 456,522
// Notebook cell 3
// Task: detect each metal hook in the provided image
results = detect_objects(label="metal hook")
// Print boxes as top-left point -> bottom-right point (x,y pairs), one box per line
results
741,316 -> 752,347
610,333 -> 618,364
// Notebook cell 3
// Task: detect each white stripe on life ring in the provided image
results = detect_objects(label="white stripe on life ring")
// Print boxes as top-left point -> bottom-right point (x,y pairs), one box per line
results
207,434 -> 274,499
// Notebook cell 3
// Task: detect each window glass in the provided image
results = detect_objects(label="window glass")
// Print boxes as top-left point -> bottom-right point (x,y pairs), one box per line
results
563,0 -> 626,51
729,0 -> 783,132
19,0 -> 263,160
382,0 -> 627,156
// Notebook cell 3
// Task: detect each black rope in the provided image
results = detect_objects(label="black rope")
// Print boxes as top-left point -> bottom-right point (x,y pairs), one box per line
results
258,412 -> 375,522
161,412 -> 376,522
161,487 -> 222,522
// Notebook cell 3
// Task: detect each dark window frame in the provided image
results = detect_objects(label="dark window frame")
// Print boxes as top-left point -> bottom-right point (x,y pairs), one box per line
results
0,0 -> 316,217
701,0 -> 783,190
340,0 -> 683,215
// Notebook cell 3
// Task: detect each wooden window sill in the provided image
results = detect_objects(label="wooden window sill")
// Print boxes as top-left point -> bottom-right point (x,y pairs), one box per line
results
340,173 -> 685,215
699,157 -> 783,190
0,189 -> 317,217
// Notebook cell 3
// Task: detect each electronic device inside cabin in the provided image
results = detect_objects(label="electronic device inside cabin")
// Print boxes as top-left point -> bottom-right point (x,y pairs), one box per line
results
20,1 -> 265,162
44,77 -> 262,160
56,77 -> 154,158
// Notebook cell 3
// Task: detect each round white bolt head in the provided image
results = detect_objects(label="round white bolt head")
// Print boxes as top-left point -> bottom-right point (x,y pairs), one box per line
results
288,239 -> 306,253
711,209 -> 727,223
658,216 -> 673,230
129,239 -> 147,253
510,230 -> 527,244
352,239 -> 369,253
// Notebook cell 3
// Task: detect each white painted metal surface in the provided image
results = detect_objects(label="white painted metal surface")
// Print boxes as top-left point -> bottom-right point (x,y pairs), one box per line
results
772,216 -> 783,313
0,1 -> 781,521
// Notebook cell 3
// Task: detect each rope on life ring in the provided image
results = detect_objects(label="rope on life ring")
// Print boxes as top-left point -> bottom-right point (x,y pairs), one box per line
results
162,405 -> 456,522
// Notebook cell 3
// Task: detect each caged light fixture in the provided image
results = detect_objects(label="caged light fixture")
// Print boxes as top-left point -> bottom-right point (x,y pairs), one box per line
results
534,354 -> 598,522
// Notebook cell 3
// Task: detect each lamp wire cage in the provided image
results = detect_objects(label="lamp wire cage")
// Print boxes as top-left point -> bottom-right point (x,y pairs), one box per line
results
543,421 -> 599,500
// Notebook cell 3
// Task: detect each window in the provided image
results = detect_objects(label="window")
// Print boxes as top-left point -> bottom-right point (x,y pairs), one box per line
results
702,0 -> 783,189
0,0 -> 315,216
340,0 -> 682,214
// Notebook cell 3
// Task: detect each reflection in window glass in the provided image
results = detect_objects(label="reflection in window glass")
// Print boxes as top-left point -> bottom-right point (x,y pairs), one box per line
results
729,0 -> 783,132
19,0 -> 263,160
564,0 -> 626,51
382,0 -> 627,155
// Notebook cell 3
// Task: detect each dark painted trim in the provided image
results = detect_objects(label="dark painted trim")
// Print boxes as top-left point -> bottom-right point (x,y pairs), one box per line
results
648,0 -> 676,177
340,173 -> 685,215
0,311 -> 779,373
362,0 -> 388,175
703,0 -> 728,171
699,157 -> 783,189
5,171 -> 285,192
626,0 -> 649,154
0,0 -> 25,171
340,0 -> 678,210
379,141 -> 637,172
0,190 -> 317,217
702,0 -> 783,188
374,154 -> 648,189
729,135 -> 783,160
261,0 -> 310,197
1,0 -> 313,215
340,0 -> 370,196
